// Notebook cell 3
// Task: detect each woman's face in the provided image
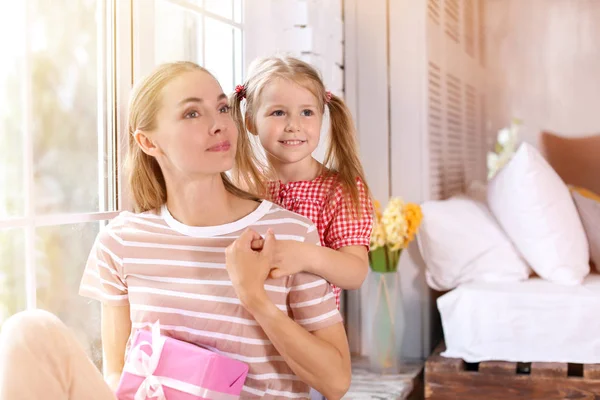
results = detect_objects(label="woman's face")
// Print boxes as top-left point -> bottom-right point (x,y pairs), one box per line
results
145,70 -> 238,179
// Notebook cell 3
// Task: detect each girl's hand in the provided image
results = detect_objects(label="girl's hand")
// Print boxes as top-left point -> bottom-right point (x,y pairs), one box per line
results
225,229 -> 275,307
250,237 -> 309,279
269,240 -> 308,279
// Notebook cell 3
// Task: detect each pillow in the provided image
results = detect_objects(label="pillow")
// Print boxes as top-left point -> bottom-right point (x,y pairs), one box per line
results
540,131 -> 600,195
417,195 -> 531,292
487,143 -> 589,285
571,187 -> 600,271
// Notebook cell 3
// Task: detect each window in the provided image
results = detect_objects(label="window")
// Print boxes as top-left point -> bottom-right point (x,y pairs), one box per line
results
0,0 -> 244,370
0,0 -> 116,367
133,0 -> 243,93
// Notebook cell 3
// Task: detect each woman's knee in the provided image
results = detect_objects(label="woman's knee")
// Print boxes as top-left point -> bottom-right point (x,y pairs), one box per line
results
1,309 -> 64,340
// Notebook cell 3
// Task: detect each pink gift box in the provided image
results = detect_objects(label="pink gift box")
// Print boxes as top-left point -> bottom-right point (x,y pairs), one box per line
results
116,323 -> 249,400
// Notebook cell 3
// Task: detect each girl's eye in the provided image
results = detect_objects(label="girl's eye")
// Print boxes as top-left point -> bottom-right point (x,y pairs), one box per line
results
301,109 -> 314,117
219,105 -> 231,113
271,110 -> 285,117
185,110 -> 200,118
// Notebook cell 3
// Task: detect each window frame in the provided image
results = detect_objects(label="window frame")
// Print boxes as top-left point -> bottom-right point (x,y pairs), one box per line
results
0,0 -> 120,310
0,0 -> 245,312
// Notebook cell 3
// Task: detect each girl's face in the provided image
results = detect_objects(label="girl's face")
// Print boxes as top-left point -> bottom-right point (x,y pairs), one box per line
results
139,70 -> 238,179
252,78 -> 323,167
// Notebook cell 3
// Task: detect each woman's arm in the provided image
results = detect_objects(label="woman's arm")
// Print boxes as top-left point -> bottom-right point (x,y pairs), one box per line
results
227,230 -> 352,399
101,304 -> 131,391
271,241 -> 369,290
245,295 -> 351,399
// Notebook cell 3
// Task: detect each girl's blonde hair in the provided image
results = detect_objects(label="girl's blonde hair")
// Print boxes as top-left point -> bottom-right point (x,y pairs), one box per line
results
230,56 -> 371,215
126,61 -> 264,213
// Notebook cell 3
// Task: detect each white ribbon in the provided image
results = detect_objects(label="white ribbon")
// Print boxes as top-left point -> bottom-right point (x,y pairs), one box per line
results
123,322 -> 240,400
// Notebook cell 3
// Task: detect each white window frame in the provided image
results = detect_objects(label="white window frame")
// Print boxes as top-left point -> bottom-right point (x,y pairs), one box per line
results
132,0 -> 244,87
0,0 -> 120,310
0,0 -> 245,313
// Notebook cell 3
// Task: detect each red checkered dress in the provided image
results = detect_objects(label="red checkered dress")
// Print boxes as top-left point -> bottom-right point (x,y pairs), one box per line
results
268,173 -> 374,309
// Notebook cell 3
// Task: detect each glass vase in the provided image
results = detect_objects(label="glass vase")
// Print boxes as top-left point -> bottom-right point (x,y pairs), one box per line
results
366,269 -> 404,374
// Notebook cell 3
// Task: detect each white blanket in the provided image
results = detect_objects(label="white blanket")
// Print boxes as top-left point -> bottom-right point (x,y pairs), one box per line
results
438,274 -> 600,363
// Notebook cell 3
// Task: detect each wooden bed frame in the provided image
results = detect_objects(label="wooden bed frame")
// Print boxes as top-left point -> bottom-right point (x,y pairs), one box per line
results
425,342 -> 600,399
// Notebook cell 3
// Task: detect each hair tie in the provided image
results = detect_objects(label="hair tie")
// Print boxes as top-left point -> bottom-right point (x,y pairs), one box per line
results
325,91 -> 332,104
235,84 -> 247,100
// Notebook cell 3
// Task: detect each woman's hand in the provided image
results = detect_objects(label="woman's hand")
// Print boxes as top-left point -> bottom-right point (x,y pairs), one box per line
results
225,228 -> 275,308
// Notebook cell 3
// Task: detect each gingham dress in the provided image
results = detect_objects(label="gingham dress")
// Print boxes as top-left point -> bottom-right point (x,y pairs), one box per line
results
268,173 -> 374,308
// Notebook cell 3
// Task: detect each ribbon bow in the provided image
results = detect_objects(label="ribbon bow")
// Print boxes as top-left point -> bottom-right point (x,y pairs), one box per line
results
125,322 -> 168,400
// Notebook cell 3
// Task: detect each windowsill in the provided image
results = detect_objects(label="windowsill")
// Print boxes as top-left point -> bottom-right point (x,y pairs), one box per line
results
344,356 -> 424,399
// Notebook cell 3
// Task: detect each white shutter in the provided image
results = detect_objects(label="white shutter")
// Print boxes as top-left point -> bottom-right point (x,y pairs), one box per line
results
478,0 -> 486,67
464,0 -> 475,58
428,0 -> 441,25
428,62 -> 444,200
465,84 -> 479,182
426,0 -> 487,199
444,0 -> 460,43
481,93 -> 489,174
444,73 -> 464,197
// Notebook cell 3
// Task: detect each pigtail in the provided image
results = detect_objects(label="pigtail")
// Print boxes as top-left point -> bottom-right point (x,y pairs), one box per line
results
324,93 -> 372,217
228,89 -> 268,198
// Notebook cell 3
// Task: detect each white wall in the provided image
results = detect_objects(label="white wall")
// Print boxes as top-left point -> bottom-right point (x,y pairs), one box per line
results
344,0 -> 434,360
486,0 -> 600,146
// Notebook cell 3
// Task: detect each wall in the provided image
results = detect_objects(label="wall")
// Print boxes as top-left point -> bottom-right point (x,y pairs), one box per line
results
486,0 -> 600,146
344,0 -> 433,360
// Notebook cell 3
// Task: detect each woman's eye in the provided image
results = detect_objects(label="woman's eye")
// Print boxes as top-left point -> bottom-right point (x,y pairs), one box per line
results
301,109 -> 314,117
185,110 -> 200,118
271,110 -> 285,117
219,105 -> 231,113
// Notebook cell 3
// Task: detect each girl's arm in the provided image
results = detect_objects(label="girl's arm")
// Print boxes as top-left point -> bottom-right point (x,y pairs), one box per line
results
271,242 -> 369,290
101,304 -> 131,391
227,230 -> 352,400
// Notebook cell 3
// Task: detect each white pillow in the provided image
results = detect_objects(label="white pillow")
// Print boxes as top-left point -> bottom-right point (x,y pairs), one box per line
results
417,196 -> 531,291
487,143 -> 590,285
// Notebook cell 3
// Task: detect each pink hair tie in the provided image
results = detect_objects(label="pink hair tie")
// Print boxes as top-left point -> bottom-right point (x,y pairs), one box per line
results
235,84 -> 246,100
325,91 -> 332,104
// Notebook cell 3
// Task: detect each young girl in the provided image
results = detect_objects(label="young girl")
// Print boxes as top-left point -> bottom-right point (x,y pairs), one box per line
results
231,56 -> 374,309
0,61 -> 351,400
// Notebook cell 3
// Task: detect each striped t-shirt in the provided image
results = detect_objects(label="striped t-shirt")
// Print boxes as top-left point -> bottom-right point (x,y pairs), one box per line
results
79,200 -> 342,399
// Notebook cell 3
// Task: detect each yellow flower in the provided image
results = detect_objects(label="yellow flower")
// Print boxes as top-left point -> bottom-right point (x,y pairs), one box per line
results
382,198 -> 408,251
370,221 -> 387,250
373,200 -> 383,221
403,203 -> 423,242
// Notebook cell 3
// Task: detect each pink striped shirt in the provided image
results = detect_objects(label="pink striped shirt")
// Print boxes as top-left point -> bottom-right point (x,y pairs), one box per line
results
79,201 -> 342,399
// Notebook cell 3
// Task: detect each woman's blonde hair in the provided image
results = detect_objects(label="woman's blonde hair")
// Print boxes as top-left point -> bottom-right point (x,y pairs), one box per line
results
230,56 -> 371,215
126,61 -> 264,213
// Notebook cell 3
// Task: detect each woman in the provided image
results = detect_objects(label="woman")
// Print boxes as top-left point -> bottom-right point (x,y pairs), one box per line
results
0,62 -> 351,400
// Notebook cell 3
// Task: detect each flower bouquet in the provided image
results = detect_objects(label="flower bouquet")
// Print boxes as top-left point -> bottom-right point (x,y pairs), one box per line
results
369,197 -> 422,273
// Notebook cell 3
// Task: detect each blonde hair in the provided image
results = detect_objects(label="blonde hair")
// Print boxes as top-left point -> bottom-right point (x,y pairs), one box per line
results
126,61 -> 263,213
230,56 -> 371,215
